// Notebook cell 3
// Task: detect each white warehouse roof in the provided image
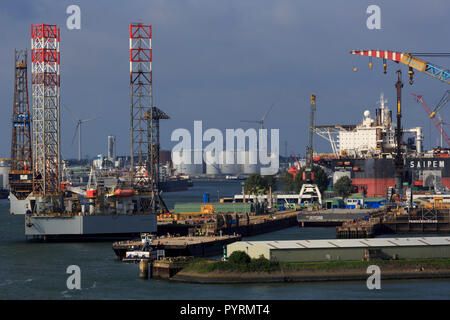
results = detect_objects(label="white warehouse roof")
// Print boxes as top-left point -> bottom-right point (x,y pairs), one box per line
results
238,237 -> 450,250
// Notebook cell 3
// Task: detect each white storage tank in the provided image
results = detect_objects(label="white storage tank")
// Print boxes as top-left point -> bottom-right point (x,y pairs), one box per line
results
172,149 -> 204,175
241,150 -> 259,174
205,150 -> 221,175
219,150 -> 241,175
0,159 -> 11,189
259,152 -> 279,175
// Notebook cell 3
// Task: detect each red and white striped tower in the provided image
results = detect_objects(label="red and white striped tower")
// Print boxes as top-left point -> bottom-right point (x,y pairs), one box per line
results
31,24 -> 61,195
129,23 -> 153,189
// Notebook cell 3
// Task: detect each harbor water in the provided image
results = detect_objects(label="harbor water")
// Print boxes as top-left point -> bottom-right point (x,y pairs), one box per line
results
0,181 -> 449,299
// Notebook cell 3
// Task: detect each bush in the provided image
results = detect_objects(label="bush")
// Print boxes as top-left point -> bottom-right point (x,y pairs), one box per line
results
248,255 -> 279,272
334,176 -> 353,198
228,251 -> 251,265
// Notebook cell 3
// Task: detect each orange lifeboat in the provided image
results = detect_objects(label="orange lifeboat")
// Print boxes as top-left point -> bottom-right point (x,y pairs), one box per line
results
114,189 -> 134,197
86,189 -> 98,198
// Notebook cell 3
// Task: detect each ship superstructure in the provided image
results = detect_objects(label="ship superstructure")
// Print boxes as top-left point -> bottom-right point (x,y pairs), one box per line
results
315,93 -> 423,159
314,93 -> 449,197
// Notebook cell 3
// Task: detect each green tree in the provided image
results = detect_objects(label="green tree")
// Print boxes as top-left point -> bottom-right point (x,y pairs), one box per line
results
279,171 -> 295,192
244,174 -> 277,194
333,175 -> 353,198
228,251 -> 251,265
293,165 -> 329,194
263,175 -> 277,192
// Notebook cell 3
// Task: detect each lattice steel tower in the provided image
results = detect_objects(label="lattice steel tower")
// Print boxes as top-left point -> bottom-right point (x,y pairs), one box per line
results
10,49 -> 33,199
31,24 -> 61,195
129,23 -> 152,188
129,23 -> 168,212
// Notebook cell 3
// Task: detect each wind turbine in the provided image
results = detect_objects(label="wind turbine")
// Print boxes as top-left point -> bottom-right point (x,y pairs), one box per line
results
241,103 -> 275,129
64,104 -> 99,161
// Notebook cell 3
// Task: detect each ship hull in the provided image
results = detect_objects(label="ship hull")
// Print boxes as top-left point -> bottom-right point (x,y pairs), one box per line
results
9,192 -> 32,215
321,157 -> 450,197
25,214 -> 157,241
159,179 -> 191,192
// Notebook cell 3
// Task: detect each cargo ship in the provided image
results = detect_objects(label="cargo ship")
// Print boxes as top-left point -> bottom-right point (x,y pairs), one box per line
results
159,177 -> 192,192
311,93 -> 450,197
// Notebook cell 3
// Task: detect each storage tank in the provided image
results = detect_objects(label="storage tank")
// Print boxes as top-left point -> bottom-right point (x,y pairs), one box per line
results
219,150 -> 241,175
259,152 -> 279,175
241,150 -> 259,174
205,150 -> 220,175
172,149 -> 204,175
0,159 -> 11,189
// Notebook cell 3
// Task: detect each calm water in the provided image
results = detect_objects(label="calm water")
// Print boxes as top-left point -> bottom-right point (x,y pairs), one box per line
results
1,181 -> 449,300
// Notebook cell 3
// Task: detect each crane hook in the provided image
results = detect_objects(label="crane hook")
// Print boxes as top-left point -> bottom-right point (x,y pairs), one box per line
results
408,67 -> 414,85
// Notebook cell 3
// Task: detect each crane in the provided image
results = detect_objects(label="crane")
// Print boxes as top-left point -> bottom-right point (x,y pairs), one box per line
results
241,103 -> 275,129
350,50 -> 450,85
413,93 -> 450,147
430,90 -> 450,119
299,94 -> 322,205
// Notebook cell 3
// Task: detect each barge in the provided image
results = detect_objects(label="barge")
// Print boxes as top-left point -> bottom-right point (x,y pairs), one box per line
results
113,233 -> 241,260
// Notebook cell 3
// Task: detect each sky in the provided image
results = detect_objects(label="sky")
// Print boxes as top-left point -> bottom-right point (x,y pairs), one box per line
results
0,0 -> 449,160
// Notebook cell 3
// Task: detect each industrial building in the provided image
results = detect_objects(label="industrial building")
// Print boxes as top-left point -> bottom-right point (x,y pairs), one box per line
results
107,135 -> 116,161
227,237 -> 450,262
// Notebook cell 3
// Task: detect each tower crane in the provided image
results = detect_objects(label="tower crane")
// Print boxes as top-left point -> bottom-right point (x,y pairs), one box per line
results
350,50 -> 450,85
430,90 -> 450,119
413,93 -> 450,148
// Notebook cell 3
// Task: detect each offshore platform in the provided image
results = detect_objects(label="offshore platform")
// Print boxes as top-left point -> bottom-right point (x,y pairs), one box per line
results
9,23 -> 168,240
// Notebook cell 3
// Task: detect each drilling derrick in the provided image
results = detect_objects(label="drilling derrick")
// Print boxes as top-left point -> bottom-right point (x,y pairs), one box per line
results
130,23 -> 152,188
130,23 -> 168,212
31,24 -> 61,196
10,49 -> 33,200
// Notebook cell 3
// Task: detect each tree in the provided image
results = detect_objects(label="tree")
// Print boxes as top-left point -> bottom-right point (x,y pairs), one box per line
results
279,171 -> 295,192
293,165 -> 329,194
244,174 -> 277,194
228,251 -> 251,265
264,175 -> 277,192
334,175 -> 353,198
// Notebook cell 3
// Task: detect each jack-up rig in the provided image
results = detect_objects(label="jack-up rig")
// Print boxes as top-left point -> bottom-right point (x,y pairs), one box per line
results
9,23 -> 168,240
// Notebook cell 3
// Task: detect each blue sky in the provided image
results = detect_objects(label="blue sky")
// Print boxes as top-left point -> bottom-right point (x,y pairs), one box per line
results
0,0 -> 449,159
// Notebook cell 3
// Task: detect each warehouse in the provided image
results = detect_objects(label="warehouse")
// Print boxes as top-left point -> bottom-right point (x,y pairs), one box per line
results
227,237 -> 450,262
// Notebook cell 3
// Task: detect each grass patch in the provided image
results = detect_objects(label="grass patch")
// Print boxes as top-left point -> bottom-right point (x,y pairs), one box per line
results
282,258 -> 450,271
182,256 -> 450,274
183,252 -> 280,273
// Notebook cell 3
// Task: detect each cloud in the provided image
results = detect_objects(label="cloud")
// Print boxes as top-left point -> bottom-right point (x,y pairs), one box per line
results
0,0 -> 448,159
